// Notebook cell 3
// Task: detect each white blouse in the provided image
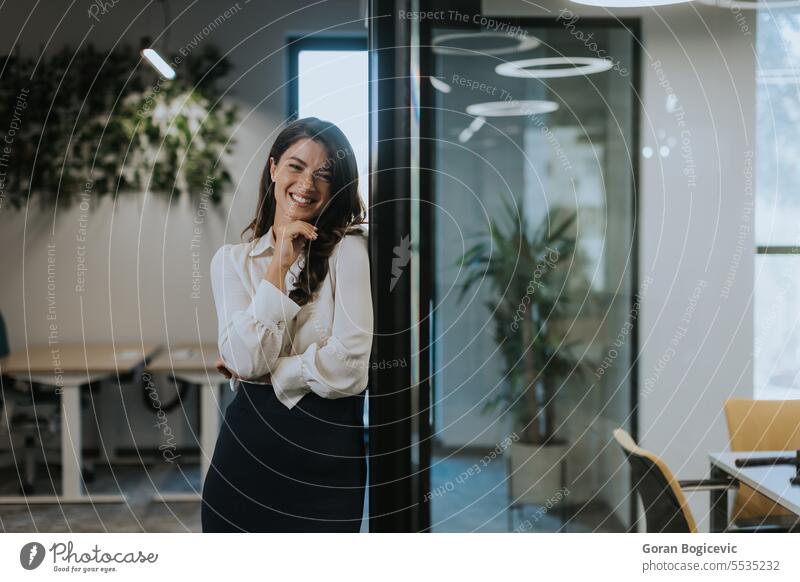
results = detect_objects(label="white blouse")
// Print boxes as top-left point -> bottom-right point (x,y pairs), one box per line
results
210,225 -> 373,409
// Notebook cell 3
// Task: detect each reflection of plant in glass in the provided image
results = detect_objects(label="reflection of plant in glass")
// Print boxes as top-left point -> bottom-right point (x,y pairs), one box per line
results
457,197 -> 590,445
0,42 -> 236,209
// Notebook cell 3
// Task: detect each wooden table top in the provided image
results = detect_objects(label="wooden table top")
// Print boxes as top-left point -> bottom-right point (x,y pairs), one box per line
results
145,343 -> 219,374
0,343 -> 160,375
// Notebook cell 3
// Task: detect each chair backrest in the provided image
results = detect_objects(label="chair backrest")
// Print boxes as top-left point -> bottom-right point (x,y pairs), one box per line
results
0,311 -> 9,359
724,398 -> 800,451
724,398 -> 800,519
613,429 -> 697,533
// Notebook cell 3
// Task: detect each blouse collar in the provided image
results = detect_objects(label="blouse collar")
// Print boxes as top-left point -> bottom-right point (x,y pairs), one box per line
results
248,226 -> 276,257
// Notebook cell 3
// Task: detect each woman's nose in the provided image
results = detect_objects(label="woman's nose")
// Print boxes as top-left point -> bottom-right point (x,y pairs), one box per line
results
297,172 -> 314,192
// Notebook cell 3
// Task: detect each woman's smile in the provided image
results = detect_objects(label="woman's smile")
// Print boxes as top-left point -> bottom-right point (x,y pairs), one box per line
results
288,191 -> 316,206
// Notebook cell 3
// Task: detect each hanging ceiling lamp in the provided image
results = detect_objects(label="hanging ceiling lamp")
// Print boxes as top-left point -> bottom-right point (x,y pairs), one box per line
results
432,31 -> 541,56
697,0 -> 800,8
429,76 -> 452,93
496,57 -> 613,79
142,49 -> 175,79
141,0 -> 176,79
569,0 -> 693,6
465,100 -> 559,117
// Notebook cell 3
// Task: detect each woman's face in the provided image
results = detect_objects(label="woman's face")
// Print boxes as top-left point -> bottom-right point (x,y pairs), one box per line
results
269,137 -> 333,224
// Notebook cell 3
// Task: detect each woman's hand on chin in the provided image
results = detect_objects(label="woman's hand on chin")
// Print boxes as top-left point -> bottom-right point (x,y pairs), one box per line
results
272,220 -> 318,269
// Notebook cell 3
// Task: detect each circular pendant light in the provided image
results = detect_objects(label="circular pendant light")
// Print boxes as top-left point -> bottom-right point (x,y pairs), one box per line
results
495,57 -> 613,79
465,100 -> 559,117
569,0 -> 693,6
696,0 -> 800,8
432,31 -> 541,56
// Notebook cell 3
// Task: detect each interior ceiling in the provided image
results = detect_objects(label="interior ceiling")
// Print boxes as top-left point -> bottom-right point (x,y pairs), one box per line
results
433,26 -> 620,138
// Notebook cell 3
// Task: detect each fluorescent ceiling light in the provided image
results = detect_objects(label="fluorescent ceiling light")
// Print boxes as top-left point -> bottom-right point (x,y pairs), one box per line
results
496,57 -> 613,79
429,76 -> 452,93
465,100 -> 559,117
468,116 -> 486,132
458,116 -> 488,144
142,48 -> 176,79
570,0 -> 693,5
432,31 -> 541,56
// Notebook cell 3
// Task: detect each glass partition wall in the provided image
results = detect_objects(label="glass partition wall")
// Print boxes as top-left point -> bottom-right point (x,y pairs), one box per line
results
425,19 -> 638,533
368,1 -> 639,532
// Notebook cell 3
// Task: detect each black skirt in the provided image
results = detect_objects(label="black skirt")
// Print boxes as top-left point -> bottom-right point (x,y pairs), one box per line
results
201,382 -> 366,532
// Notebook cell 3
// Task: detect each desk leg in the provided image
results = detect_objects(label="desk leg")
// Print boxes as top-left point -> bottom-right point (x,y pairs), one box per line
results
61,383 -> 83,500
152,380 -> 221,503
709,464 -> 729,533
200,382 -> 221,484
97,382 -> 118,466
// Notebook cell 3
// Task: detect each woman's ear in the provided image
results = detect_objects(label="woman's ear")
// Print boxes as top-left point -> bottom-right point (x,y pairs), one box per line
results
269,156 -> 276,182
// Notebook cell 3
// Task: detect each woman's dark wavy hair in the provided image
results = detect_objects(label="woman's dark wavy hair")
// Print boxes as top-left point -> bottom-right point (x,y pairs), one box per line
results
242,117 -> 366,306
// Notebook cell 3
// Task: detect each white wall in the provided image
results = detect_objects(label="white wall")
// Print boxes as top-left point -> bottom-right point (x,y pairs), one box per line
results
485,0 -> 757,531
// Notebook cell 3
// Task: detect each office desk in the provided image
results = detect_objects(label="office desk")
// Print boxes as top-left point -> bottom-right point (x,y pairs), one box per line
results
0,343 -> 159,504
144,343 -> 222,502
708,451 -> 800,532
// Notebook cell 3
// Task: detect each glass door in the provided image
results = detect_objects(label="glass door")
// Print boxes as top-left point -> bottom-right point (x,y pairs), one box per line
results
368,0 -> 640,532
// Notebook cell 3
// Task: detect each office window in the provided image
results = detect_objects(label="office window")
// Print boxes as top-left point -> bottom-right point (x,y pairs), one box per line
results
754,11 -> 800,398
288,37 -> 369,210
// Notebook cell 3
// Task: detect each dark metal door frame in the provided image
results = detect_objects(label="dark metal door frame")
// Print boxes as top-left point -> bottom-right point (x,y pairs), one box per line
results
367,0 -> 416,532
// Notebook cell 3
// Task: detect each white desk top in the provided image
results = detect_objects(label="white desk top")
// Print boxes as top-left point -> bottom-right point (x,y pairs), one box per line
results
710,451 -> 800,516
145,343 -> 218,374
0,343 -> 160,375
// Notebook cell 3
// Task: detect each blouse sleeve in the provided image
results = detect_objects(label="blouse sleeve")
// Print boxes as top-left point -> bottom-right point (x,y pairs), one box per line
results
210,244 -> 301,381
269,233 -> 374,409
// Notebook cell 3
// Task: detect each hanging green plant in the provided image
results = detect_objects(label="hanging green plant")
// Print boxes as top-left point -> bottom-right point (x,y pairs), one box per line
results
0,41 -> 237,210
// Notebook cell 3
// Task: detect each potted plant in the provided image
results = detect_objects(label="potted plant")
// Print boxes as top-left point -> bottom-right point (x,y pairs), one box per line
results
457,197 -> 589,507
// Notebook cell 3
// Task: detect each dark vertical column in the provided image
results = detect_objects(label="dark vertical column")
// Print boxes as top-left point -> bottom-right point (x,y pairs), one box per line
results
368,0 -> 414,532
628,18 -> 643,532
416,13 -> 435,534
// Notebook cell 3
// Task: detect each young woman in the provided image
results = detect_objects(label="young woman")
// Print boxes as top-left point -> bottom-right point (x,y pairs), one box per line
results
201,117 -> 372,532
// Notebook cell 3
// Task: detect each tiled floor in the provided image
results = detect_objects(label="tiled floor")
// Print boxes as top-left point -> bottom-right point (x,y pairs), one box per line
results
0,452 -> 623,532
0,461 -> 203,532
428,452 -> 624,532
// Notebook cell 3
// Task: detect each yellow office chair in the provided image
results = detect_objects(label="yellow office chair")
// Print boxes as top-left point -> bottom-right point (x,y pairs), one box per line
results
724,398 -> 800,521
612,429 -> 797,532
614,429 -> 705,532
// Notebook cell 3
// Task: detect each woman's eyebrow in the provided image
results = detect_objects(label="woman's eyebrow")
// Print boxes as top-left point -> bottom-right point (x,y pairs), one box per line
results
288,155 -> 331,173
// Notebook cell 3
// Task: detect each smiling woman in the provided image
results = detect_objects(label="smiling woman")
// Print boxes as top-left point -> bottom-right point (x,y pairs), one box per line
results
200,117 -> 373,533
